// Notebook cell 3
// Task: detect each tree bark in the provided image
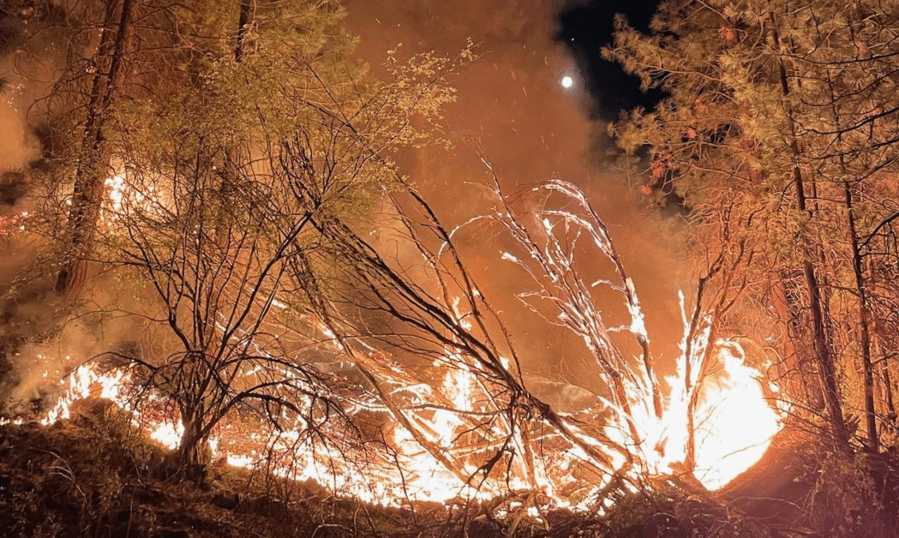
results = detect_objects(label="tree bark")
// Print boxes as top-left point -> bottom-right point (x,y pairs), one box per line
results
873,333 -> 896,423
175,386 -> 215,476
214,1 -> 255,242
843,182 -> 878,451
770,277 -> 823,408
56,0 -> 135,294
235,0 -> 254,63
819,39 -> 877,450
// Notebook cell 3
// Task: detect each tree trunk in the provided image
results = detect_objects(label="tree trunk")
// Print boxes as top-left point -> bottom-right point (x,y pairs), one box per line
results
766,12 -> 850,447
56,0 -> 135,294
235,0 -> 254,63
873,332 -> 896,423
844,184 -> 878,451
820,47 -> 877,450
682,276 -> 715,472
214,1 -> 255,242
770,277 -> 823,408
176,410 -> 208,477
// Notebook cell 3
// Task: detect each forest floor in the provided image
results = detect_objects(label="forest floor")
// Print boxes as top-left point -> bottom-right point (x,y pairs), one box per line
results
0,399 -> 545,538
1,399 -> 898,538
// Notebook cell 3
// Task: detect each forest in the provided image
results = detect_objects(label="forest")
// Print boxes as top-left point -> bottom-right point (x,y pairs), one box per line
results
0,0 -> 898,537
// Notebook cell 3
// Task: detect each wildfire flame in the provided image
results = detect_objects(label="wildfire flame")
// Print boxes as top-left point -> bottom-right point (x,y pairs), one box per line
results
25,174 -> 783,511
35,334 -> 781,507
686,344 -> 782,489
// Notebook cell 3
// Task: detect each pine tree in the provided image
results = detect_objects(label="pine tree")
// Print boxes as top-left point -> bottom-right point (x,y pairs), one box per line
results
54,0 -> 136,294
608,0 -> 899,451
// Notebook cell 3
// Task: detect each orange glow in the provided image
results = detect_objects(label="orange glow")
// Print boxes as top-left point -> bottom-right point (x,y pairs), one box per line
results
688,344 -> 782,488
31,177 -> 784,508
36,329 -> 782,507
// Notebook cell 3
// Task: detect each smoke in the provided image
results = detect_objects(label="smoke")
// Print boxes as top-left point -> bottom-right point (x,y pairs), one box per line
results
4,299 -> 144,414
0,4 -> 65,174
0,91 -> 38,173
0,36 -> 51,288
0,39 -> 43,233
0,7 -> 85,411
344,0 -> 686,390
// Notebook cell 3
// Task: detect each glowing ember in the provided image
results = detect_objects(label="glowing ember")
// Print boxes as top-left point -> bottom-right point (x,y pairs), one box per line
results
0,210 -> 32,235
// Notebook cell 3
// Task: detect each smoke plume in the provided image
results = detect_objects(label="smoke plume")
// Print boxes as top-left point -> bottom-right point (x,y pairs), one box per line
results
344,0 -> 686,391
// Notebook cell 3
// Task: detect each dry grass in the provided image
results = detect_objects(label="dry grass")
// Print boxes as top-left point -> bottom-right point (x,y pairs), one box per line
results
0,400 -> 472,538
2,401 -> 897,538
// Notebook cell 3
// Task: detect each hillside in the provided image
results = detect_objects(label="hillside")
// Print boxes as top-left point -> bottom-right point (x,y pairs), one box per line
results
4,401 -> 897,538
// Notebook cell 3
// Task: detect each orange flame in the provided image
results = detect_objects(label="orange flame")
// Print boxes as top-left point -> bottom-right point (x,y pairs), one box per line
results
31,175 -> 784,508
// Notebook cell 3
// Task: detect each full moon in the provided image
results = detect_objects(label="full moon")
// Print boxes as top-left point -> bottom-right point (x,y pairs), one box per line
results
561,75 -> 573,89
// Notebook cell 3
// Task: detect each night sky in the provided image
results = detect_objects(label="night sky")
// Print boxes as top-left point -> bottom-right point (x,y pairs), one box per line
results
557,0 -> 663,120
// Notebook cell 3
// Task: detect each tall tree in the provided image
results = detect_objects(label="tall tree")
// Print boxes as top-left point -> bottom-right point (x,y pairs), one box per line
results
55,0 -> 135,293
608,0 -> 899,450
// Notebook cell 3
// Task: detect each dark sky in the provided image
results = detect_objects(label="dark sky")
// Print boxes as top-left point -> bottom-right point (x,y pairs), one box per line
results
557,0 -> 663,120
